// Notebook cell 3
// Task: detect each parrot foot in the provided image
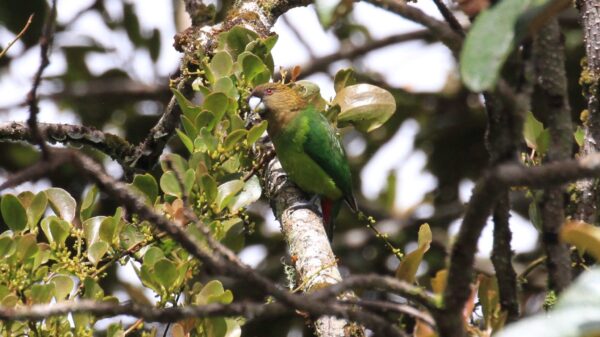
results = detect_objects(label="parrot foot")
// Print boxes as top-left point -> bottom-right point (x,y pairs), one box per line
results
288,195 -> 322,216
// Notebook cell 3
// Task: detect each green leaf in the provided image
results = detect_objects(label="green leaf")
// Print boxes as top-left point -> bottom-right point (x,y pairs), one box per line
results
184,168 -> 196,196
80,185 -> 98,221
46,188 -> 76,222
201,175 -> 218,203
1,194 -> 28,232
143,246 -> 165,267
230,176 -> 262,212
181,115 -> 198,139
395,223 -> 431,283
214,77 -> 238,99
219,26 -> 259,58
247,120 -> 268,144
210,51 -> 233,78
99,216 -> 117,243
195,110 -> 215,130
460,0 -> 568,91
16,233 -> 38,261
22,191 -> 47,229
196,127 -> 219,153
83,277 -> 104,300
239,52 -> 270,86
47,217 -> 70,245
230,114 -> 246,131
107,322 -> 125,337
574,126 -> 585,147
172,88 -> 202,120
215,180 -> 245,212
83,216 -> 106,245
195,280 -> 232,305
203,93 -> 229,130
523,111 -> 550,154
51,275 -> 74,301
30,283 -> 54,304
1,294 -> 18,307
333,68 -> 357,93
120,224 -> 144,250
0,236 -> 15,258
154,258 -> 178,289
88,241 -> 109,266
177,129 -> 194,154
131,174 -> 159,204
333,84 -> 396,132
161,153 -> 189,175
224,129 -> 248,151
160,171 -> 182,197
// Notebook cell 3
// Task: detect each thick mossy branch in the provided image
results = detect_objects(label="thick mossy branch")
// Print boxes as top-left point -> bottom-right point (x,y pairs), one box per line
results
0,122 -> 134,167
575,0 -> 600,224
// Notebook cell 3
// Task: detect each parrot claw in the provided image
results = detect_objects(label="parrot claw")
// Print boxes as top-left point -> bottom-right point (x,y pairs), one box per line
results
288,195 -> 322,216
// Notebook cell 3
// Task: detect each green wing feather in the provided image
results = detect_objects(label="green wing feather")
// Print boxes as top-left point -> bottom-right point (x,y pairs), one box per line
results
301,107 -> 357,210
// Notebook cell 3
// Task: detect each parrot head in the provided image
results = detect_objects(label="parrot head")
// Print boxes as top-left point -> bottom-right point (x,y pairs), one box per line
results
249,83 -> 308,135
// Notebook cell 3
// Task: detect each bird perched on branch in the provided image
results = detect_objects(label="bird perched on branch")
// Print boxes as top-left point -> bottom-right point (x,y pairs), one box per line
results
249,82 -> 357,241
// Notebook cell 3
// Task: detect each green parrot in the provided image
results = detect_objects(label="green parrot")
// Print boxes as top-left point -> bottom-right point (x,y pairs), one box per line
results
250,82 -> 358,240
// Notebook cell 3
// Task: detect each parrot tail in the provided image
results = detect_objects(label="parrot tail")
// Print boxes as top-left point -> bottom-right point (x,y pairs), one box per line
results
345,195 -> 358,213
321,198 -> 342,242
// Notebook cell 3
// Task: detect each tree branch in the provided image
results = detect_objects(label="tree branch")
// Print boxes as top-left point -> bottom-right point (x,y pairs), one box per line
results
437,152 -> 600,337
575,0 -> 600,223
299,30 -> 434,78
0,14 -> 34,59
0,300 -> 287,322
0,122 -> 134,168
431,0 -> 464,37
533,19 -> 573,293
25,0 -> 57,159
364,0 -> 462,55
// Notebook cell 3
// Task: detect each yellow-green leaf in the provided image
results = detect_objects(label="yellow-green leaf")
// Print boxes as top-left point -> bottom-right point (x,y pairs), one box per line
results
395,223 -> 432,283
560,220 -> 600,259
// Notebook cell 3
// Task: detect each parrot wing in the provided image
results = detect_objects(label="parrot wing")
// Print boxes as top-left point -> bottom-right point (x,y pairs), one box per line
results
301,108 -> 358,211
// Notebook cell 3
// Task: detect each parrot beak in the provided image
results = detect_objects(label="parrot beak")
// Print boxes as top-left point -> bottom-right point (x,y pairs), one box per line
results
248,92 -> 266,116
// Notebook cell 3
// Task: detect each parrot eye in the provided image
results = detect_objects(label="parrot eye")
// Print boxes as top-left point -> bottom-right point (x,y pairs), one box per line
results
265,88 -> 273,95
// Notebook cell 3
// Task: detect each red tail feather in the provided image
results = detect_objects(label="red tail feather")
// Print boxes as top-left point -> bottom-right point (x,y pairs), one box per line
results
321,198 -> 333,226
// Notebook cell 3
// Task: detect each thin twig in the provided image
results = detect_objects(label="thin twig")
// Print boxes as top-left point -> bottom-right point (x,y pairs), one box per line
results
0,14 -> 34,59
26,0 -> 58,159
280,14 -> 316,58
299,30 -> 433,78
340,299 -> 436,328
431,0 -> 464,36
365,0 -> 462,55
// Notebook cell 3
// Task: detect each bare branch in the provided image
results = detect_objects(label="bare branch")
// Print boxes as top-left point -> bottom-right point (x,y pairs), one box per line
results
364,0 -> 462,55
533,19 -> 573,293
311,274 -> 439,312
0,149 -> 68,191
25,0 -> 57,159
0,14 -> 34,59
0,300 -> 287,322
431,0 -> 465,36
300,30 -> 434,78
